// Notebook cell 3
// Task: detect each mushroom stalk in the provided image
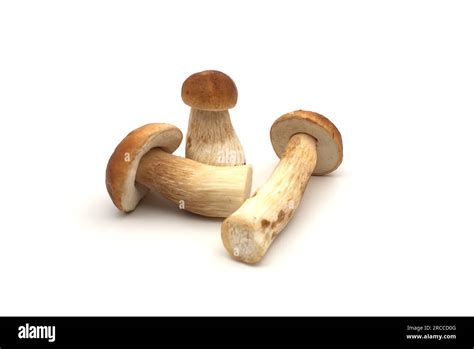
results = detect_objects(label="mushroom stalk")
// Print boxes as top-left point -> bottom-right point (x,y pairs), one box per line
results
186,109 -> 245,166
221,133 -> 317,263
136,148 -> 252,217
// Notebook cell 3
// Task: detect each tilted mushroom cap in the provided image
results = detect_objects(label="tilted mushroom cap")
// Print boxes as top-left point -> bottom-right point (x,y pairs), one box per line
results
181,70 -> 238,111
106,123 -> 182,212
270,110 -> 343,175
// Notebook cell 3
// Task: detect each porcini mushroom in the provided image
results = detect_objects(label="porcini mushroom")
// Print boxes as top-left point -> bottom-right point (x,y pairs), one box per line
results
221,110 -> 343,263
182,70 -> 245,166
106,123 -> 252,217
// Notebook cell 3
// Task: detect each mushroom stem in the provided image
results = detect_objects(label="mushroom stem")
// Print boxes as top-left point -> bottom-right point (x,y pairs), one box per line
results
221,133 -> 317,263
186,109 -> 245,166
136,148 -> 252,217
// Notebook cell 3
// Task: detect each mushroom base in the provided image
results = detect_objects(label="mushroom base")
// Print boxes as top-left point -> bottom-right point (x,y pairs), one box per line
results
136,148 -> 252,218
221,133 -> 317,263
185,109 -> 245,166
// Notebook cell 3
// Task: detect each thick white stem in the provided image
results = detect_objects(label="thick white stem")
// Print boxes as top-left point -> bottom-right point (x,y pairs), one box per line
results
186,109 -> 245,166
221,133 -> 317,263
136,148 -> 252,217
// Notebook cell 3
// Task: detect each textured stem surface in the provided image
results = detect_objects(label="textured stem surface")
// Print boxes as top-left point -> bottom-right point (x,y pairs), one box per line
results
186,109 -> 245,166
136,149 -> 252,217
221,133 -> 317,263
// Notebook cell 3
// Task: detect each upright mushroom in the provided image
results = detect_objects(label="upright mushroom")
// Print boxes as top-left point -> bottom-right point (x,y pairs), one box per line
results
106,123 -> 252,217
182,70 -> 245,166
221,110 -> 343,263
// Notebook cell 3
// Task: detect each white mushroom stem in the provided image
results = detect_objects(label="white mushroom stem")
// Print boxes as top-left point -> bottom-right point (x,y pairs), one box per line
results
221,133 -> 317,263
186,109 -> 245,166
136,148 -> 252,218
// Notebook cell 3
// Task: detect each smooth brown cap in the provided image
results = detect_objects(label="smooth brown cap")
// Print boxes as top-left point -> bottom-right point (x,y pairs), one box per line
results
270,110 -> 343,175
181,70 -> 238,111
106,123 -> 182,212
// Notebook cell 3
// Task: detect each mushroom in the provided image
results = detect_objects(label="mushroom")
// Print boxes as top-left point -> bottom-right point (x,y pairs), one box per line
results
221,110 -> 343,263
106,123 -> 252,217
181,70 -> 245,166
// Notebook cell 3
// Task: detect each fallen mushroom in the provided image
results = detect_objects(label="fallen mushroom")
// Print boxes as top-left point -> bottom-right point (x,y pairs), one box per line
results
106,123 -> 252,217
221,110 -> 343,263
181,70 -> 245,166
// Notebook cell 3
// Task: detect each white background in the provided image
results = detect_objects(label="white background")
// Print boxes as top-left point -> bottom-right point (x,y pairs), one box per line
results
1,0 -> 473,316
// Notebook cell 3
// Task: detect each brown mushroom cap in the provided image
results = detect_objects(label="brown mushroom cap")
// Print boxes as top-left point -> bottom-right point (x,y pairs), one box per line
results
181,70 -> 238,111
270,110 -> 343,175
106,123 -> 182,212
